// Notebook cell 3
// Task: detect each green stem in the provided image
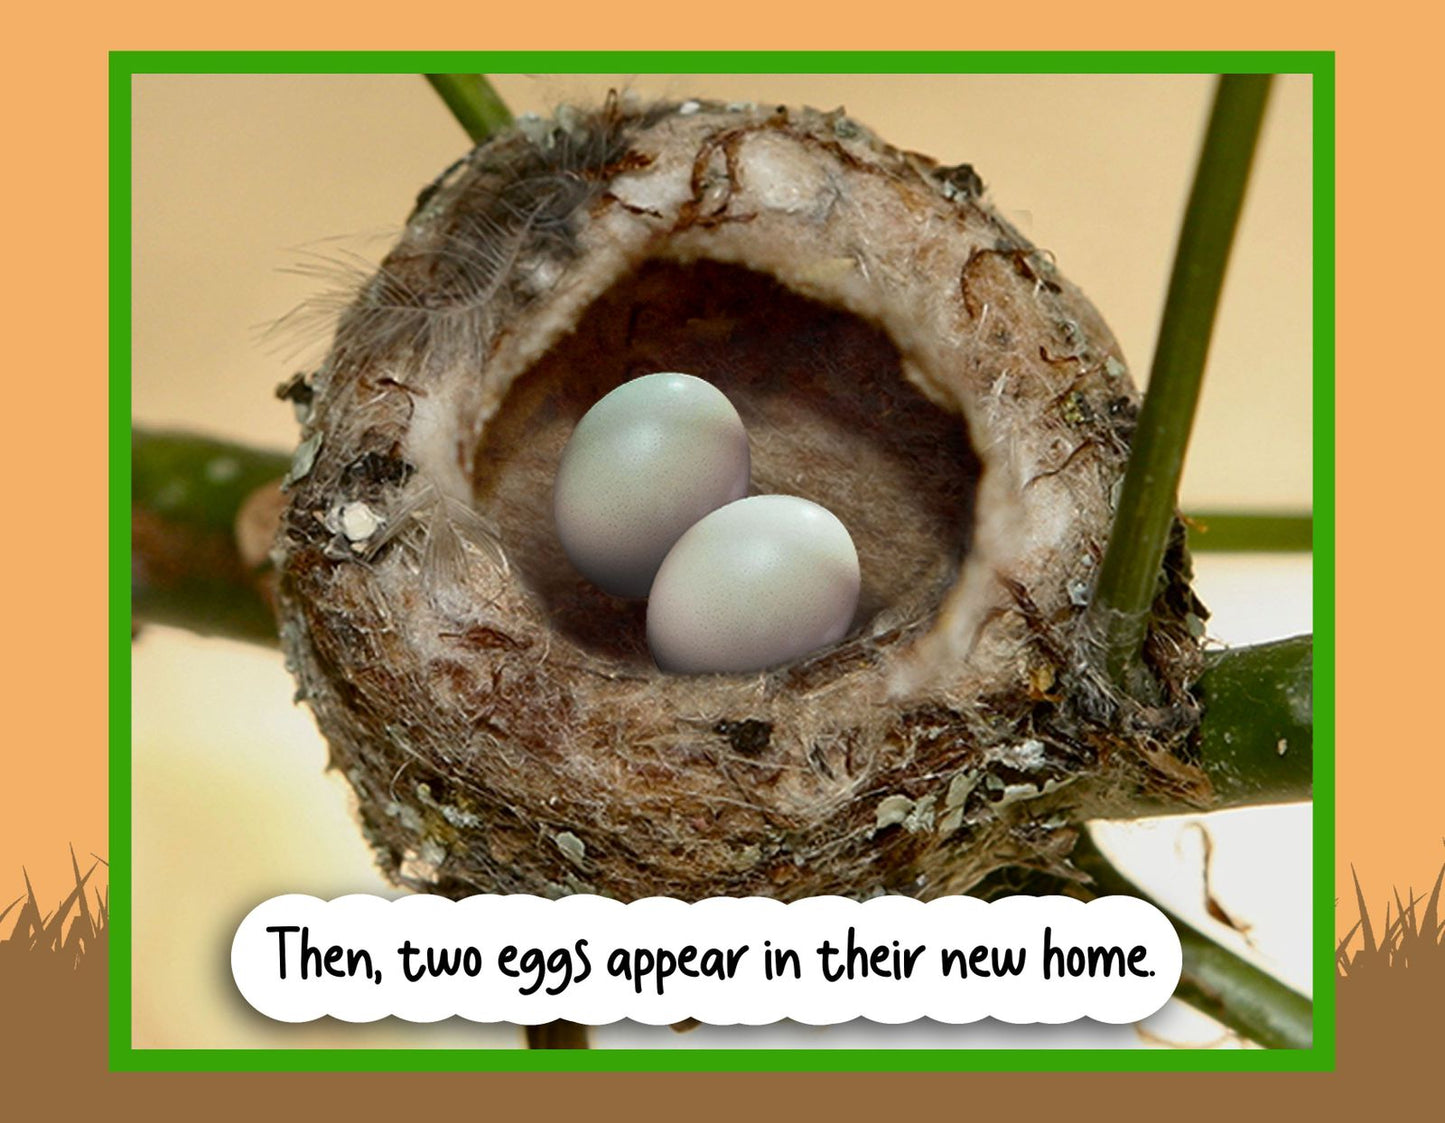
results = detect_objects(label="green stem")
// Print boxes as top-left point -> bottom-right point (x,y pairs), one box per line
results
1104,635 -> 1314,816
1184,511 -> 1312,553
1073,831 -> 1313,1049
1088,75 -> 1273,688
424,74 -> 514,144
131,428 -> 288,643
1194,635 -> 1312,807
1092,630 -> 1323,815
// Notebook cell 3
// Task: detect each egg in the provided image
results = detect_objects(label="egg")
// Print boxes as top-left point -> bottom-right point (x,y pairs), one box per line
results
647,495 -> 861,674
553,372 -> 750,597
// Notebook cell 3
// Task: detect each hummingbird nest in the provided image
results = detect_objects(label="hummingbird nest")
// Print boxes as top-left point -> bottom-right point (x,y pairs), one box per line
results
275,95 -> 1210,905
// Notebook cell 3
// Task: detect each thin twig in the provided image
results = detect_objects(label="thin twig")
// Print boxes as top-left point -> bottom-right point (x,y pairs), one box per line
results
424,74 -> 514,144
1088,75 -> 1274,689
1073,830 -> 1313,1049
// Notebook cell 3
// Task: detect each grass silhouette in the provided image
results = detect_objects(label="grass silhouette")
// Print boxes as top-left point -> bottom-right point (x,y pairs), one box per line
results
1336,848 -> 1445,1070
1338,853 -> 1445,978
0,848 -> 109,1062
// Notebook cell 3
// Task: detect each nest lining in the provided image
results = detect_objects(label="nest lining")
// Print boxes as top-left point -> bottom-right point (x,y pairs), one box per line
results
276,96 -> 1209,905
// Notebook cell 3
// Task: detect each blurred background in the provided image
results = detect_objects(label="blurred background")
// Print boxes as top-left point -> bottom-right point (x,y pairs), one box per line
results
130,72 -> 1312,1049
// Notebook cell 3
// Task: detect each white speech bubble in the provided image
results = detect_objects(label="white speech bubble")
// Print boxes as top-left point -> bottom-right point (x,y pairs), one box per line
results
231,893 -> 1182,1026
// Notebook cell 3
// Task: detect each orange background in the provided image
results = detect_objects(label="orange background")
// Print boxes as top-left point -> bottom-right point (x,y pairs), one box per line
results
0,0 -> 1430,1089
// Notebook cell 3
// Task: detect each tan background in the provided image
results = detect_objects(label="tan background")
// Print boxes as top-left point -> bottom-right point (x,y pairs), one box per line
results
124,72 -> 1314,1049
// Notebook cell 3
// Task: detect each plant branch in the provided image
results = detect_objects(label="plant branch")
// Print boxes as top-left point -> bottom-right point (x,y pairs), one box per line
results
1184,511 -> 1311,553
1072,830 -> 1313,1049
1193,635 -> 1312,807
1098,634 -> 1313,818
131,428 -> 288,643
1087,74 -> 1273,688
424,74 -> 514,144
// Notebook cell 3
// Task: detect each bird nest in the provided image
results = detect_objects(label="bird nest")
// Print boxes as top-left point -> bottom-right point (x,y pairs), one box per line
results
276,95 -> 1209,905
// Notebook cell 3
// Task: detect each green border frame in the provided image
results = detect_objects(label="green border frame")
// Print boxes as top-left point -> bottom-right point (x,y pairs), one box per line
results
111,49 -> 1335,1073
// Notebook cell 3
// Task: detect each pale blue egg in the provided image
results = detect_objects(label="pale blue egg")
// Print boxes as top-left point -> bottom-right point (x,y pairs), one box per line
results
647,495 -> 861,673
553,373 -> 750,597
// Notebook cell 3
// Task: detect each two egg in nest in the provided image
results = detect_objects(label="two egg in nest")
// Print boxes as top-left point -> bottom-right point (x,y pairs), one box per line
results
552,372 -> 860,674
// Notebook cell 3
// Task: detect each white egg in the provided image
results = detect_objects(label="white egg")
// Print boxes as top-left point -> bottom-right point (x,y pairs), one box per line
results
553,372 -> 750,597
647,495 -> 861,674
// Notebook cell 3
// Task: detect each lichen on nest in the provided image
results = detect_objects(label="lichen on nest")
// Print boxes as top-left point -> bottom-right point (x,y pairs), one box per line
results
275,93 -> 1209,906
